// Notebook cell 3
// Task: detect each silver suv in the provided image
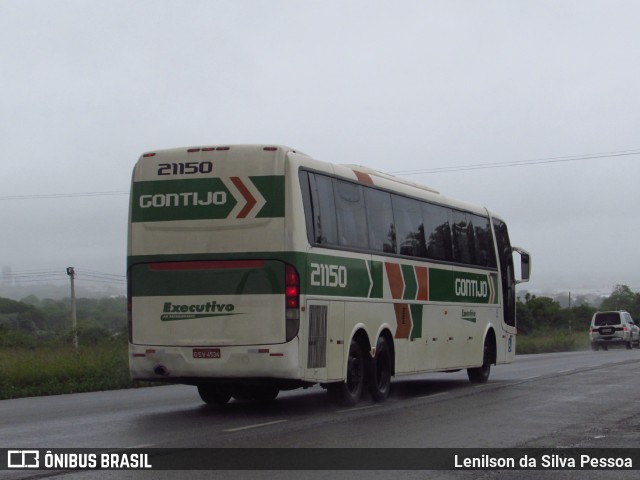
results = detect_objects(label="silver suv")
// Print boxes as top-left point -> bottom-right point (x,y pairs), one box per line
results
590,311 -> 640,350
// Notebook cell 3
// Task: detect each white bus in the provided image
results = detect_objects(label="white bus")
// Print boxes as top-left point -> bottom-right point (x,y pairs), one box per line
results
128,145 -> 530,406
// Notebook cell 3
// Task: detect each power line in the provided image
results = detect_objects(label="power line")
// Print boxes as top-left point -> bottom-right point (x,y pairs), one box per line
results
1,268 -> 125,285
388,149 -> 640,175
80,270 -> 126,279
81,274 -> 126,285
0,148 -> 639,200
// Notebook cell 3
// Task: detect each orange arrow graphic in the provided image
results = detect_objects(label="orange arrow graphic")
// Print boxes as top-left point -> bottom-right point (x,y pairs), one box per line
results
230,177 -> 257,218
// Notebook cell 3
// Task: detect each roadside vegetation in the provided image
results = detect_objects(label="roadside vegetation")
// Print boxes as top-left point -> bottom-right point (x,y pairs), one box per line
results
0,296 -> 138,400
1,285 -> 639,399
516,284 -> 640,354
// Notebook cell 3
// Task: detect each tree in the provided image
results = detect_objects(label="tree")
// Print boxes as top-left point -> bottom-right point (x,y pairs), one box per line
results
600,285 -> 640,318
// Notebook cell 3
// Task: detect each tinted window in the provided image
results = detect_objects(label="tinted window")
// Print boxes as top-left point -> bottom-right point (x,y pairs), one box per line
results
335,180 -> 369,249
300,170 -> 497,270
422,202 -> 452,261
494,219 -> 515,327
392,195 -> 426,257
470,214 -> 497,268
308,173 -> 338,244
451,210 -> 472,264
364,188 -> 396,253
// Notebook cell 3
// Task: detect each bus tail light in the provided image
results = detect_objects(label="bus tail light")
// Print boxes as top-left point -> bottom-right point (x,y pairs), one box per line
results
285,264 -> 300,342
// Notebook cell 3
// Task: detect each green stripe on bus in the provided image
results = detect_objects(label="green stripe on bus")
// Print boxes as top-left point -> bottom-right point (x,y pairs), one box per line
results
252,176 -> 285,218
130,176 -> 285,223
128,252 -> 499,304
131,178 -> 235,222
130,260 -> 285,297
429,269 -> 497,304
401,264 -> 417,300
410,304 -> 423,339
368,261 -> 383,299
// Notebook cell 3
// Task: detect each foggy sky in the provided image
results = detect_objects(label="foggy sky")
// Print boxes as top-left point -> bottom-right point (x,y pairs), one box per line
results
1,0 -> 639,296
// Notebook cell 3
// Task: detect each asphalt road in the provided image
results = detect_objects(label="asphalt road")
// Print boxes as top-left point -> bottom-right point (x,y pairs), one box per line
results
2,349 -> 640,479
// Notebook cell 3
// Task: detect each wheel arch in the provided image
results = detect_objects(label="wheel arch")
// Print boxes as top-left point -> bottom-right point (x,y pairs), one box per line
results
484,326 -> 497,365
350,326 -> 372,355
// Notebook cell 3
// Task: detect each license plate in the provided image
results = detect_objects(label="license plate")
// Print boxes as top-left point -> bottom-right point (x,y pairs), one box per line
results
600,328 -> 613,335
193,348 -> 221,359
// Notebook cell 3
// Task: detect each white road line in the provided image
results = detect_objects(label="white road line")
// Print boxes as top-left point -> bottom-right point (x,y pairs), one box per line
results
418,392 -> 449,399
522,375 -> 541,380
223,419 -> 288,433
336,404 -> 381,414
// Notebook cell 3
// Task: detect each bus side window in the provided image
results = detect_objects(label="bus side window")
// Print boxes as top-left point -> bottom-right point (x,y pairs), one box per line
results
392,195 -> 426,258
470,214 -> 497,268
451,210 -> 472,264
334,179 -> 369,249
308,173 -> 338,245
422,202 -> 452,262
299,171 -> 316,245
364,188 -> 396,254
493,219 -> 516,327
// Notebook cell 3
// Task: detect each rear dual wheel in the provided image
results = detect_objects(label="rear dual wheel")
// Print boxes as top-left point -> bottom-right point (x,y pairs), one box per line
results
369,337 -> 392,402
197,385 -> 233,405
328,340 -> 366,406
328,336 -> 393,406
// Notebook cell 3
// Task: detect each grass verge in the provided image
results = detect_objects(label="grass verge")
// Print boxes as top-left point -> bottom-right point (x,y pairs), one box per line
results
516,331 -> 590,354
0,338 -> 137,400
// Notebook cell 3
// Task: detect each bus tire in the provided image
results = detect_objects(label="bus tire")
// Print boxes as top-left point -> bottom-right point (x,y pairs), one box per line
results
369,336 -> 392,402
328,339 -> 366,406
467,337 -> 493,384
197,384 -> 232,405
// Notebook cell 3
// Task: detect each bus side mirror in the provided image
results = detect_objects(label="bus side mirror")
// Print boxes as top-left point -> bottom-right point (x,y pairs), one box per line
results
512,247 -> 531,284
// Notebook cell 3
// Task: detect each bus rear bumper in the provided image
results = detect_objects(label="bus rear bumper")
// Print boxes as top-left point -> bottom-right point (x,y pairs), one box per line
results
129,339 -> 301,381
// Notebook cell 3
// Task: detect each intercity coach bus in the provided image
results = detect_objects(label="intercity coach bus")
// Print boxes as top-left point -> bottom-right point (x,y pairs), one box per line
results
128,145 -> 530,406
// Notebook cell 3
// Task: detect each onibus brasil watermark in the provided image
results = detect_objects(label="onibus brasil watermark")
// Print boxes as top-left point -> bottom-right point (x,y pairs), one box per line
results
6,450 -> 151,470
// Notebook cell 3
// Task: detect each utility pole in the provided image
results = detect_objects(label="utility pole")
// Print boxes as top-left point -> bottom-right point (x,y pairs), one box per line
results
67,267 -> 78,349
568,291 -> 572,335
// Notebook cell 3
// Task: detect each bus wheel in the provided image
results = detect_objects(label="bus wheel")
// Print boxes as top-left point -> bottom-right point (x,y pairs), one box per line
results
328,339 -> 365,406
197,385 -> 232,405
467,338 -> 493,384
369,336 -> 392,402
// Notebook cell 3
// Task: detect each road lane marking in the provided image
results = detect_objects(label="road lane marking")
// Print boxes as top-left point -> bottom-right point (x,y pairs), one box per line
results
223,419 -> 288,432
418,392 -> 449,399
336,404 -> 381,414
522,375 -> 540,380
